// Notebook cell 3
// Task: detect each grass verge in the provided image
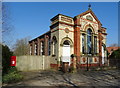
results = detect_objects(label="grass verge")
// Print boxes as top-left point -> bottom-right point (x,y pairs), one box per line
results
3,67 -> 23,84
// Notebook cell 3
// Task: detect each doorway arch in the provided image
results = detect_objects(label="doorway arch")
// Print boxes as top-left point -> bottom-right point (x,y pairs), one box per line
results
60,37 -> 73,47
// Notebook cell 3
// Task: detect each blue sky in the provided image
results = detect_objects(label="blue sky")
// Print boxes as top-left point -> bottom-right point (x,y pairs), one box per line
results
4,2 -> 118,47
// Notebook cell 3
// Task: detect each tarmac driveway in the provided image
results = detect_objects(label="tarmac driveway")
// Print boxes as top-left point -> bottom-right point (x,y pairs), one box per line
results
3,69 -> 120,87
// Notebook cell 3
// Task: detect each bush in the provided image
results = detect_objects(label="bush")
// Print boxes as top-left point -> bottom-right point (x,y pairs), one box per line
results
3,67 -> 23,83
109,48 -> 120,59
1,44 -> 23,84
71,54 -> 76,58
3,72 -> 23,83
7,66 -> 17,73
2,44 -> 13,75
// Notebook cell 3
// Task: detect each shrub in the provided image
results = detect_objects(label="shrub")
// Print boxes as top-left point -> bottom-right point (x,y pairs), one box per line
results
7,66 -> 17,73
3,67 -> 23,83
3,72 -> 23,83
109,48 -> 120,59
1,44 -> 23,84
2,44 -> 13,75
71,54 -> 76,58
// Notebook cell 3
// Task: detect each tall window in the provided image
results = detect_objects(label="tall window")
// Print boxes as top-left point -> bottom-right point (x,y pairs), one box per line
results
82,34 -> 85,54
53,41 -> 56,55
52,36 -> 57,56
30,45 -> 32,55
34,44 -> 37,55
48,39 -> 51,55
94,36 -> 97,54
87,28 -> 92,54
40,41 -> 44,55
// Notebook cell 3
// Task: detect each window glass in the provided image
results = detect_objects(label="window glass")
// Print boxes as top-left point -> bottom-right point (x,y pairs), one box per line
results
41,41 -> 44,55
48,39 -> 51,55
52,36 -> 57,55
35,44 -> 37,55
87,29 -> 92,54
94,36 -> 97,54
30,45 -> 32,55
53,41 -> 56,55
63,40 -> 70,45
82,34 -> 85,54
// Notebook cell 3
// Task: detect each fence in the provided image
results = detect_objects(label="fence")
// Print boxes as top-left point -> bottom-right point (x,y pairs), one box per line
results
16,55 -> 51,71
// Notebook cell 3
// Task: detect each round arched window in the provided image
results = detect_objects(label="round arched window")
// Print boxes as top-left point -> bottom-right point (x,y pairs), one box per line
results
87,28 -> 92,54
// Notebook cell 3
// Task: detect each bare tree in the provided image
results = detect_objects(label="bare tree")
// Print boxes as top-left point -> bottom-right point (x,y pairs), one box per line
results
2,2 -> 14,46
13,37 -> 30,56
0,1 -> 2,44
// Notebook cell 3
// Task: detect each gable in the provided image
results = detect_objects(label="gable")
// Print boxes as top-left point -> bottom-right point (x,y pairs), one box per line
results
82,13 -> 97,23
76,10 -> 102,33
77,9 -> 101,25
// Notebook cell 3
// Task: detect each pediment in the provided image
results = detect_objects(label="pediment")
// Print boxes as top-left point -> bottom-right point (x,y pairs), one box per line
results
77,9 -> 101,25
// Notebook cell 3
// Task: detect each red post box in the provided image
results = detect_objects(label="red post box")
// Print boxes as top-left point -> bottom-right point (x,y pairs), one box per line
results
10,56 -> 16,66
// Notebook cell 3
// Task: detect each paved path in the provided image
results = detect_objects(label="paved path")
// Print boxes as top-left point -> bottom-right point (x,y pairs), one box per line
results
3,69 -> 120,87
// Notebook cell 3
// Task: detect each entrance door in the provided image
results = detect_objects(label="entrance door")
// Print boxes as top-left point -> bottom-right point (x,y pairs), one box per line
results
62,45 -> 70,65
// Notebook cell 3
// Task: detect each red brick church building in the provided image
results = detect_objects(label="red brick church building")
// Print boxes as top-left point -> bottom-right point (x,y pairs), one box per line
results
29,6 -> 107,69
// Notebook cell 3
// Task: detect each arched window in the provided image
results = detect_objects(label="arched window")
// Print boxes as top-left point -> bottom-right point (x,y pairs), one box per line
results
48,39 -> 51,55
30,45 -> 32,55
87,28 -> 92,54
40,41 -> 44,55
34,43 -> 37,55
82,34 -> 85,54
52,36 -> 57,55
94,36 -> 97,54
